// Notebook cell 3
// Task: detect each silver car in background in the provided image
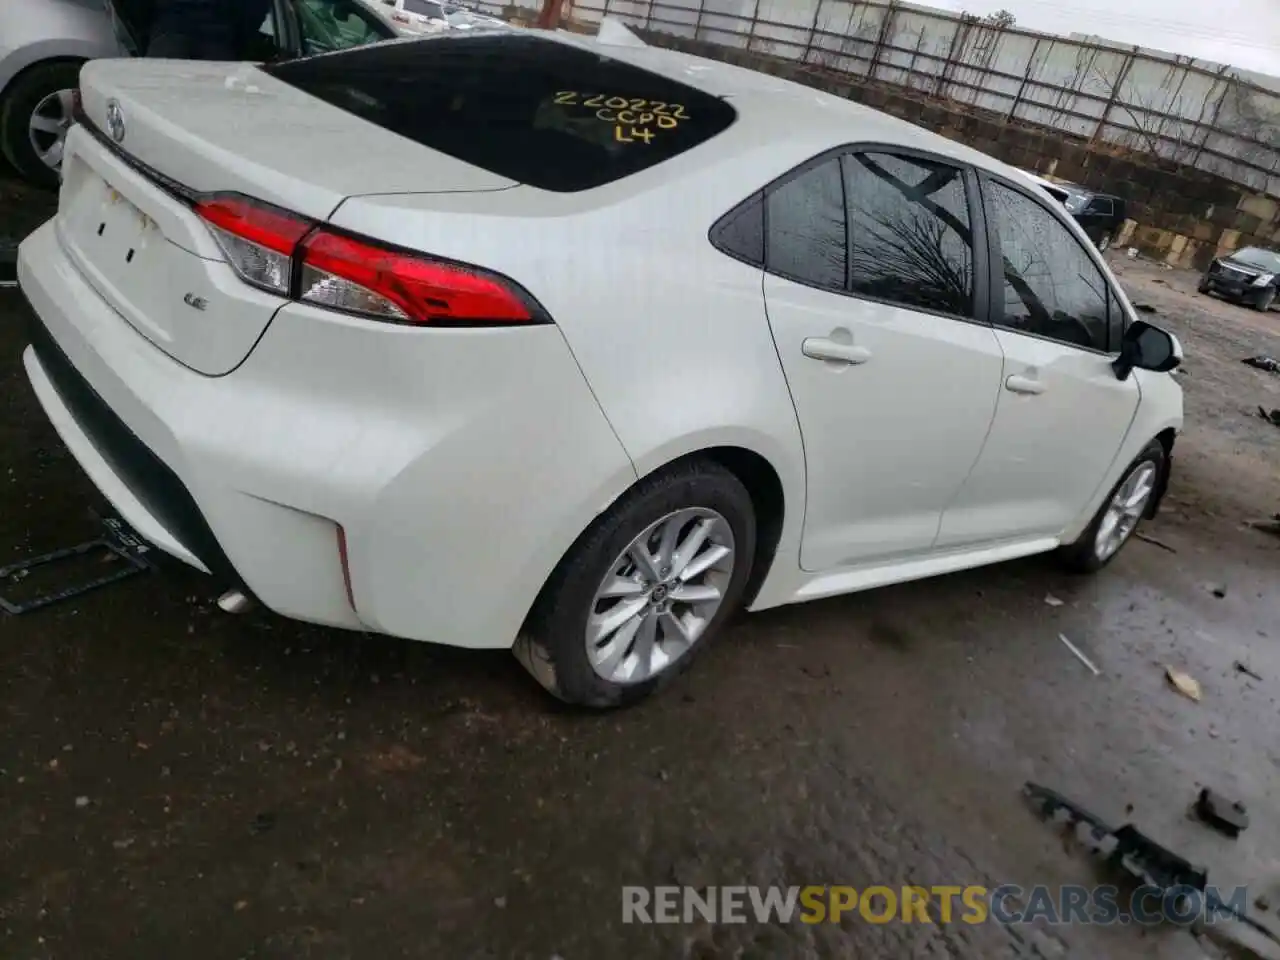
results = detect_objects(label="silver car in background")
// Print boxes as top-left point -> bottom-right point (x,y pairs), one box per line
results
1,0 -> 399,187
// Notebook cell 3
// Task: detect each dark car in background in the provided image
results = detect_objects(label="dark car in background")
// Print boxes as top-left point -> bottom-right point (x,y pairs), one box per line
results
1198,246 -> 1280,311
1024,172 -> 1128,252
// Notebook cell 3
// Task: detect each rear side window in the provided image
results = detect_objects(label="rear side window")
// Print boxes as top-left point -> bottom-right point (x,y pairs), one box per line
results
765,159 -> 846,290
842,152 -> 974,317
264,34 -> 737,192
711,193 -> 764,266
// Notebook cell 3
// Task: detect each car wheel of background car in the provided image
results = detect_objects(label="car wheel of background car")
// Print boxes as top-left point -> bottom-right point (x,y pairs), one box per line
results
1197,279 -> 1211,295
1254,287 -> 1276,312
1097,233 -> 1112,253
1057,439 -> 1165,574
514,459 -> 756,708
0,61 -> 82,189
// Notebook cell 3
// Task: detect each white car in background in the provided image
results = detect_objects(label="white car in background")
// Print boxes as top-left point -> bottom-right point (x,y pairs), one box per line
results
17,32 -> 1184,708
379,0 -> 452,33
0,0 -> 398,187
443,3 -> 510,30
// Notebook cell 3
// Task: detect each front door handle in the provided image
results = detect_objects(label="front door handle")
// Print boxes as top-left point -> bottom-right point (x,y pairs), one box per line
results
802,338 -> 872,365
1005,374 -> 1046,395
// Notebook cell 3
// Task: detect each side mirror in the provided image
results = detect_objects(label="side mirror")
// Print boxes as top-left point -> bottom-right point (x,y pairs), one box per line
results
1113,319 -> 1182,380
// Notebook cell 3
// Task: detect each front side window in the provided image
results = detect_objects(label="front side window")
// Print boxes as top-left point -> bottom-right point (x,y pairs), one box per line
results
986,180 -> 1112,352
842,151 -> 974,317
765,159 -> 846,290
295,0 -> 392,54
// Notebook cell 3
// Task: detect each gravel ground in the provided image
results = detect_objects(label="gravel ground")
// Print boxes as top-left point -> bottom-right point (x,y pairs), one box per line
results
1,179 -> 1279,960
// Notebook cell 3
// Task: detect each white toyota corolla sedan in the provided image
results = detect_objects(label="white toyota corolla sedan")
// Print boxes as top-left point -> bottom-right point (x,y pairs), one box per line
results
17,31 -> 1183,707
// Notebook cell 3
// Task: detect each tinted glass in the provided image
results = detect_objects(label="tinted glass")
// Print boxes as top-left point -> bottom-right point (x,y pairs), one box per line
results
765,159 -> 846,289
987,181 -> 1110,352
264,35 -> 737,192
712,194 -> 764,266
1086,196 -> 1113,216
842,152 -> 974,316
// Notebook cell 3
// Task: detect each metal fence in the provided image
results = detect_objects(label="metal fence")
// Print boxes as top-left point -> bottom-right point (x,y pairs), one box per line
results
488,0 -> 1280,198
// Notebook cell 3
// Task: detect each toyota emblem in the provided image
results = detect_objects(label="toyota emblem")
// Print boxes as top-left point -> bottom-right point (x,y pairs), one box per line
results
105,99 -> 125,144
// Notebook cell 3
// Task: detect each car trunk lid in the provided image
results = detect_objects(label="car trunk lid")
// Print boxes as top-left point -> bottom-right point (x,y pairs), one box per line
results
57,57 -> 515,375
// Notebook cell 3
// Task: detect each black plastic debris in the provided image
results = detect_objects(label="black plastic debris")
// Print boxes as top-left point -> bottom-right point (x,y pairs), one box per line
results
0,517 -> 153,615
1243,356 -> 1280,374
1258,407 -> 1280,427
1022,781 -> 1280,945
1195,788 -> 1249,839
1134,303 -> 1158,314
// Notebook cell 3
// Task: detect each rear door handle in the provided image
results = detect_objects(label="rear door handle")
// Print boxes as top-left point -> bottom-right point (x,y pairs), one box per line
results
1005,374 -> 1045,395
802,338 -> 872,365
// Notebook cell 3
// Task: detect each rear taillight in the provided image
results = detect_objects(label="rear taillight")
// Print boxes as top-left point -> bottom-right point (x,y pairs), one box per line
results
195,196 -> 310,295
193,193 -> 538,325
300,231 -> 533,324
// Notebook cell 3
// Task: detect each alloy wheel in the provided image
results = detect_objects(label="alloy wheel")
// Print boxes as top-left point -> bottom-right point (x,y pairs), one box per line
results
584,507 -> 736,685
1093,462 -> 1157,562
28,88 -> 75,173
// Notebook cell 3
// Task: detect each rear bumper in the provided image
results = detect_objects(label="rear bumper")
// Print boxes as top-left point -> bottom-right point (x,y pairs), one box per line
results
18,219 -> 636,648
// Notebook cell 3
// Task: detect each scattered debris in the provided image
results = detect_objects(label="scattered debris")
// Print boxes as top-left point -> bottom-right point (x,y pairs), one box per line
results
494,896 -> 507,909
1023,782 -> 1280,946
250,812 -> 277,835
1212,586 -> 1227,599
112,837 -> 135,851
234,900 -> 249,912
1135,532 -> 1177,553
1258,407 -> 1280,427
74,796 -> 90,808
1166,667 -> 1202,702
1133,303 -> 1158,314
1234,660 -> 1264,682
1257,894 -> 1272,912
1058,634 -> 1101,675
1245,515 -> 1280,537
1195,788 -> 1249,838
0,517 -> 152,615
1243,356 -> 1280,374
1044,594 -> 1064,607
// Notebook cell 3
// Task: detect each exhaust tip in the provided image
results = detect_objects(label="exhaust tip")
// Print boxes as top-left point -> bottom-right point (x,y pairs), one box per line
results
216,589 -> 254,614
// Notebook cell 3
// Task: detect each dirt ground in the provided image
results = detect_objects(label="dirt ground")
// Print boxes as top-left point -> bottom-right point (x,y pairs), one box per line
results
2,176 -> 1280,960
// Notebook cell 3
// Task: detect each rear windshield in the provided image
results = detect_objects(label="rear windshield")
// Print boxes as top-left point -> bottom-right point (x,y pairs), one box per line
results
263,34 -> 737,192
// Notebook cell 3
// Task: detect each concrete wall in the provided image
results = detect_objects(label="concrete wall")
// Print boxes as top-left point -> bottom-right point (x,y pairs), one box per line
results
541,0 -> 1280,200
644,33 -> 1280,269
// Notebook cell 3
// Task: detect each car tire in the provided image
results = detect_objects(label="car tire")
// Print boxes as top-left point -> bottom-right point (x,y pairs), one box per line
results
1096,233 -> 1112,253
514,459 -> 756,708
1057,440 -> 1165,575
0,60 -> 82,189
1197,279 -> 1211,295
1254,287 -> 1276,312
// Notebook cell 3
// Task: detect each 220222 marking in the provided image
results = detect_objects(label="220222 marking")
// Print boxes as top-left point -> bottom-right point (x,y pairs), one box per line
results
553,91 -> 689,119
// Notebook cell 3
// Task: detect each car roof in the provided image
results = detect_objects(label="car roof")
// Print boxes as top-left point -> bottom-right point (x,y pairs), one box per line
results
548,30 -> 1045,188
